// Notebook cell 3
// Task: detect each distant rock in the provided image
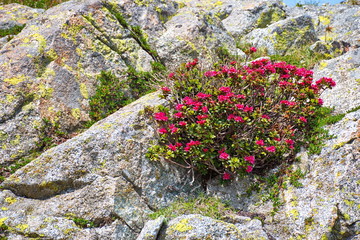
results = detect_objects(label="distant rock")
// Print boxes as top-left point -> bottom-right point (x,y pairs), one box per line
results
0,3 -> 44,30
245,14 -> 317,55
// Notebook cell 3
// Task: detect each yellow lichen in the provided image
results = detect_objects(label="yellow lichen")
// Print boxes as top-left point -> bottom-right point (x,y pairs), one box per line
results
6,94 -> 16,103
170,218 -> 193,232
5,197 -> 17,204
79,83 -> 89,99
1,207 -> 8,211
71,108 -> 81,120
0,217 -> 8,226
319,16 -> 331,25
3,75 -> 28,85
16,224 -> 29,231
289,209 -> 299,219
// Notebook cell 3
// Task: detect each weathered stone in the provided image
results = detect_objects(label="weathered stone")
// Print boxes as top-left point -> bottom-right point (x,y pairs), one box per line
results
137,216 -> 165,240
0,3 -> 44,30
310,40 -> 351,57
157,214 -> 269,240
221,0 -> 287,37
245,14 -> 317,55
287,3 -> 360,47
314,48 -> 360,114
0,92 -> 202,239
208,108 -> 360,239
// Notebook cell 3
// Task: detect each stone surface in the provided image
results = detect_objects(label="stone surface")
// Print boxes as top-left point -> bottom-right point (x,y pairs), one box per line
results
287,3 -> 360,47
137,216 -> 165,240
245,14 -> 317,55
314,48 -> 360,114
208,108 -> 360,239
0,92 -> 202,239
0,3 -> 44,30
157,214 -> 269,240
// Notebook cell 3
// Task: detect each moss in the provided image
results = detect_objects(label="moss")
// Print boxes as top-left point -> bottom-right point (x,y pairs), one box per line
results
170,218 -> 193,232
0,217 -> 8,226
0,24 -> 25,38
332,142 -> 346,150
71,108 -> 81,120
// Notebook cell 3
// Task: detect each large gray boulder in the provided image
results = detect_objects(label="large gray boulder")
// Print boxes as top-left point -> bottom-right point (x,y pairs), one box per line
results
0,92 -> 202,239
314,48 -> 360,114
244,14 -> 317,55
0,3 -> 44,30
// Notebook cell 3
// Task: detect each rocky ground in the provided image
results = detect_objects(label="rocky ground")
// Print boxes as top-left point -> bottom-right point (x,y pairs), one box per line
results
0,0 -> 359,239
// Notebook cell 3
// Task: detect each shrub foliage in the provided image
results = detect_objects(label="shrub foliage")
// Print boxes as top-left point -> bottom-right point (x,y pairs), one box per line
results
147,49 -> 335,179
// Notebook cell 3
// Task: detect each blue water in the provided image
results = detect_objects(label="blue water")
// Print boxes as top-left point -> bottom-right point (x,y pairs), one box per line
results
283,0 -> 344,7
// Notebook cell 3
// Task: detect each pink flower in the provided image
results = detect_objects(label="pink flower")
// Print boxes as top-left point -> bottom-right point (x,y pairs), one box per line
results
265,146 -> 276,152
167,144 -> 177,151
203,148 -> 209,152
243,106 -> 254,112
249,47 -> 257,53
227,114 -> 235,120
285,139 -> 294,145
218,95 -> 230,102
222,172 -> 231,180
244,156 -> 255,164
185,58 -> 198,69
299,116 -> 307,123
196,115 -> 208,120
317,98 -> 323,105
201,106 -> 208,113
170,127 -> 179,133
289,145 -> 294,149
235,104 -> 244,110
219,152 -> 230,160
261,114 -> 271,120
256,140 -> 264,146
179,121 -> 187,126
184,146 -> 191,152
187,140 -> 201,147
246,165 -> 253,173
274,137 -> 281,142
175,142 -> 183,147
197,120 -> 206,125
204,71 -> 219,77
161,86 -> 171,92
196,92 -> 212,99
154,112 -> 168,121
158,128 -> 168,134
175,104 -> 185,111
234,116 -> 244,122
235,94 -> 246,99
174,112 -> 184,118
168,72 -> 175,78
219,86 -> 231,93
230,61 -> 237,65
278,81 -> 293,87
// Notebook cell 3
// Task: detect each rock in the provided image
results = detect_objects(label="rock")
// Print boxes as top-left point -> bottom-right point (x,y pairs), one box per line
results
287,3 -> 360,47
314,48 -> 360,114
207,108 -> 360,239
0,3 -> 44,30
310,40 -> 351,57
0,92 -> 202,239
0,0 -> 168,164
245,14 -> 317,55
157,214 -> 269,239
137,216 -> 165,240
221,0 -> 287,37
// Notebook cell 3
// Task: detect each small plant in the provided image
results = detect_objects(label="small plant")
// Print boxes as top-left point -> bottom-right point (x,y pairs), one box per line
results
72,217 -> 96,228
0,25 -> 25,39
147,48 -> 336,181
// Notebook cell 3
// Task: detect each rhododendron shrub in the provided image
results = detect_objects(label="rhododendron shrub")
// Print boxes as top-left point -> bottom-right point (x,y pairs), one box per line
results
147,54 -> 335,179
